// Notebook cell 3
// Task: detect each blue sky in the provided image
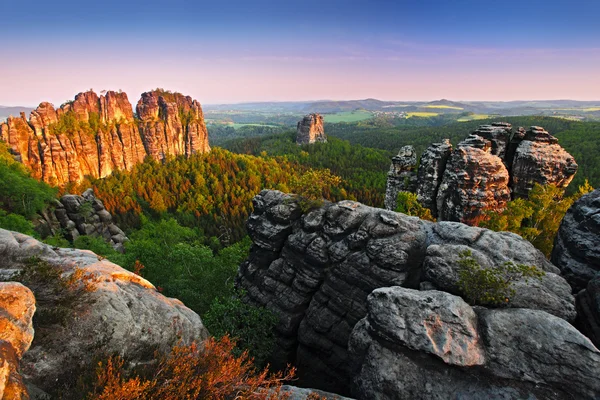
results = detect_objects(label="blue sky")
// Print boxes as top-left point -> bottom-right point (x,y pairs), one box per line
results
1,0 -> 599,105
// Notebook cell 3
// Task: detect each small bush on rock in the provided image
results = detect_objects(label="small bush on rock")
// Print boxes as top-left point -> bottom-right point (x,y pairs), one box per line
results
457,250 -> 545,306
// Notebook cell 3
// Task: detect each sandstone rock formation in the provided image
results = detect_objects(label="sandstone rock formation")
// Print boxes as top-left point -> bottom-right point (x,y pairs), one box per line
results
0,228 -> 209,394
511,126 -> 578,198
386,124 -> 578,226
0,282 -> 35,400
551,189 -> 600,291
236,190 -> 585,397
436,134 -> 511,225
38,188 -> 127,252
415,139 -> 452,217
384,145 -> 417,210
349,288 -> 600,400
0,89 -> 210,186
296,114 -> 326,144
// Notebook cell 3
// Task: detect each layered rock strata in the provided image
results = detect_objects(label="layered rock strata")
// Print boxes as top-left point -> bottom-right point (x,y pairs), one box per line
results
383,145 -> 417,210
236,190 -> 586,397
0,228 -> 209,394
0,89 -> 210,186
296,114 -> 326,144
386,124 -> 578,225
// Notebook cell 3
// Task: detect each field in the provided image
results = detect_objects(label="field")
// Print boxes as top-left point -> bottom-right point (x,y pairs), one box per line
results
457,114 -> 490,122
323,110 -> 374,123
406,112 -> 439,118
230,123 -> 279,129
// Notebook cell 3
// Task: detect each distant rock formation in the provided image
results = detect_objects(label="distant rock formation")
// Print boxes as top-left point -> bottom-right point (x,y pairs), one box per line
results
236,190 -> 596,398
0,228 -> 208,395
296,114 -> 326,144
0,282 -> 35,399
385,124 -> 578,225
0,89 -> 210,186
383,145 -> 417,210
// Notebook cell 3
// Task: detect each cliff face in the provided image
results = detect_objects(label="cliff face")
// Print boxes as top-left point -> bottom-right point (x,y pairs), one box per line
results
385,124 -> 578,225
0,89 -> 210,186
383,145 -> 417,210
296,113 -> 326,144
237,190 -> 597,399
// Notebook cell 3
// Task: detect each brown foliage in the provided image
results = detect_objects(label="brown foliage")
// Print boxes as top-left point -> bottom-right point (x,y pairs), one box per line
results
88,336 -> 295,400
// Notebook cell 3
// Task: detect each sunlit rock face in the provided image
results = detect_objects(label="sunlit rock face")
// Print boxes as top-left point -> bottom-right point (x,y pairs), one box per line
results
0,228 -> 209,394
0,89 -> 210,186
385,123 -> 578,226
296,113 -> 326,144
236,190 -> 596,398
510,126 -> 578,198
0,282 -> 35,400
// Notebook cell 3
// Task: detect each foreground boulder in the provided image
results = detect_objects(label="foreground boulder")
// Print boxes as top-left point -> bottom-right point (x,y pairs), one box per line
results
0,282 -> 35,399
552,189 -> 600,292
0,229 -> 209,395
349,287 -> 600,399
237,190 -> 580,396
577,273 -> 600,348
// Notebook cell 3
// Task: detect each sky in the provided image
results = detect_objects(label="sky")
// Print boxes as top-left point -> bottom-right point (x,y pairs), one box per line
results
1,0 -> 599,106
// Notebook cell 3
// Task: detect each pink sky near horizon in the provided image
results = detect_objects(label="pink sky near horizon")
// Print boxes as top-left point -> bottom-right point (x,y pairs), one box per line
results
2,42 -> 600,107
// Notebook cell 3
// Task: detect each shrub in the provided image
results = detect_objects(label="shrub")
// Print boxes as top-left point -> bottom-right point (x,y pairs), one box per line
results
289,168 -> 342,212
456,250 -> 545,306
395,191 -> 435,221
87,336 -> 295,400
203,293 -> 278,368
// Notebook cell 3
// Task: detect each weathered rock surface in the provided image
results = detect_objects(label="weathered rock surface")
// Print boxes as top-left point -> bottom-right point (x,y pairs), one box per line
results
577,273 -> 600,348
386,124 -> 577,225
551,189 -> 600,292
415,139 -> 452,217
38,188 -> 128,252
422,243 -> 575,321
0,228 -> 209,394
511,126 -> 578,198
296,113 -> 326,144
349,287 -> 600,400
237,190 -> 582,396
384,145 -> 418,211
280,385 -> 355,400
436,135 -> 511,225
0,282 -> 35,400
0,89 -> 210,186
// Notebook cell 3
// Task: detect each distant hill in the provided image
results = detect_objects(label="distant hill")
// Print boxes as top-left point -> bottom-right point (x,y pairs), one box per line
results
0,106 -> 34,121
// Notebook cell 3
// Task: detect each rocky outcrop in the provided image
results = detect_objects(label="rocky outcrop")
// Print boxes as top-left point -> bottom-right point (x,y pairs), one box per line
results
37,188 -> 128,252
551,189 -> 600,291
0,89 -> 210,186
0,282 -> 35,400
296,114 -> 326,144
386,124 -> 578,225
0,228 -> 209,394
577,273 -> 600,348
280,385 -> 355,400
511,126 -> 578,197
237,190 -> 580,396
436,135 -> 511,225
136,90 -> 210,159
349,287 -> 600,400
415,139 -> 452,217
384,145 -> 417,210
